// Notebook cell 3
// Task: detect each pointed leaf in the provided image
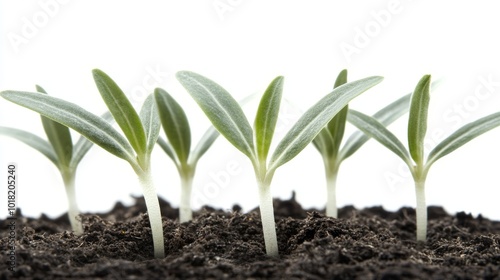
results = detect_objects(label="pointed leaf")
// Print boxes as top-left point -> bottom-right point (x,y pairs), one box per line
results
36,85 -> 73,168
140,94 -> 161,155
408,75 -> 431,165
188,126 -> 219,165
93,69 -> 146,156
70,111 -> 114,168
347,109 -> 413,167
154,88 -> 191,164
427,112 -> 500,167
340,93 -> 412,160
0,126 -> 58,167
176,71 -> 255,159
0,90 -> 135,162
254,76 -> 284,161
269,76 -> 383,171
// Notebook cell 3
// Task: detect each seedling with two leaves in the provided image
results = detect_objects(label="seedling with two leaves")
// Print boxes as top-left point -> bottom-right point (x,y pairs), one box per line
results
177,71 -> 383,256
312,70 -> 412,218
1,70 -> 165,258
347,75 -> 500,241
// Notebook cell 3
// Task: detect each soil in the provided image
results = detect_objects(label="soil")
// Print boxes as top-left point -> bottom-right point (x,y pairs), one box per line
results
1,193 -> 500,279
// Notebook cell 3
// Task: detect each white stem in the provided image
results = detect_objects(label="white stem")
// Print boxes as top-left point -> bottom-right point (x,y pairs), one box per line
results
179,175 -> 193,223
139,169 -> 165,258
415,179 -> 427,242
258,181 -> 279,257
62,171 -> 83,235
325,166 -> 339,218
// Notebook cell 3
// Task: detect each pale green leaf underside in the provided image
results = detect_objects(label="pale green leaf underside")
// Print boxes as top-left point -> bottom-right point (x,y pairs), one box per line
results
176,71 -> 255,159
347,109 -> 413,167
0,126 -> 58,167
427,112 -> 500,167
340,92 -> 412,161
70,111 -> 114,168
269,76 -> 383,171
155,88 -> 191,164
188,126 -> 219,165
0,90 -> 135,162
326,69 -> 349,158
157,136 -> 178,164
408,75 -> 431,165
254,76 -> 284,161
37,85 -> 74,168
140,94 -> 161,155
93,69 -> 146,156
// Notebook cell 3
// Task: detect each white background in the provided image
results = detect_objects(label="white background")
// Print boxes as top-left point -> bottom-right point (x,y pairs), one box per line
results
1,1 -> 500,221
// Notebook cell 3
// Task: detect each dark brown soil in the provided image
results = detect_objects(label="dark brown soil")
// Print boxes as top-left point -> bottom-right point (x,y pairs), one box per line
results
1,193 -> 500,279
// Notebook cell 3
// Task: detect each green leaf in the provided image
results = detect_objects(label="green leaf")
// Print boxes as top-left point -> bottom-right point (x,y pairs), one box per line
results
93,69 -> 146,156
140,94 -> 161,155
408,75 -> 431,165
154,88 -> 191,164
0,126 -> 58,167
269,76 -> 383,171
157,136 -> 178,164
188,126 -> 219,165
0,90 -> 135,162
427,112 -> 500,167
70,111 -> 114,168
176,71 -> 255,159
254,76 -> 284,161
36,85 -> 73,168
347,109 -> 413,167
340,93 -> 412,160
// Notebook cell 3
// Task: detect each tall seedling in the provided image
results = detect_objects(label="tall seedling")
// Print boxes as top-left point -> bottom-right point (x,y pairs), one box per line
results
347,75 -> 500,241
0,86 -> 112,235
1,70 -> 165,258
312,70 -> 412,218
177,71 -> 382,256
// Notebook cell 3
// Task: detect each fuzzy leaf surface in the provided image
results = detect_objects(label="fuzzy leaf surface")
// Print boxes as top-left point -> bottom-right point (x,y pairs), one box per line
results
36,86 -> 73,168
408,75 -> 431,165
140,94 -> 161,155
0,90 -> 135,162
347,109 -> 413,167
154,88 -> 191,164
254,76 -> 284,161
176,71 -> 255,159
93,69 -> 146,156
269,76 -> 383,171
0,126 -> 58,167
427,112 -> 500,167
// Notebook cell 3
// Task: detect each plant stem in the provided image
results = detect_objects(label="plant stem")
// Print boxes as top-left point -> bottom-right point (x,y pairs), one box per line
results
414,178 -> 427,242
138,168 -> 165,258
256,169 -> 279,257
324,161 -> 339,218
179,174 -> 193,223
61,170 -> 83,235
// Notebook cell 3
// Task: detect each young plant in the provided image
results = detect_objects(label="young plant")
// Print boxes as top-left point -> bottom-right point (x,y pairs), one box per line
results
312,70 -> 412,218
1,69 -> 165,258
347,75 -> 500,242
176,71 -> 382,256
154,88 -> 220,222
0,86 -> 112,235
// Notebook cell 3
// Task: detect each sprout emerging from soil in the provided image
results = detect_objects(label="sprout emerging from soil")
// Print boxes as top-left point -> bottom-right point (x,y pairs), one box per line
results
154,88 -> 220,222
347,75 -> 500,241
313,70 -> 412,218
177,71 -> 382,256
1,69 -> 165,258
0,86 -> 112,235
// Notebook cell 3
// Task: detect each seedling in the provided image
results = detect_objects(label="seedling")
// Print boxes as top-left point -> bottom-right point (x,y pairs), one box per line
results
0,86 -> 113,235
312,69 -> 412,218
347,75 -> 500,241
1,69 -> 165,258
154,88 -> 220,222
176,71 -> 382,256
